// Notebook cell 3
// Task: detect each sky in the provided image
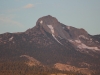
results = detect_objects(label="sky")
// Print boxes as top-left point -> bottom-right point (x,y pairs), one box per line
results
0,0 -> 100,35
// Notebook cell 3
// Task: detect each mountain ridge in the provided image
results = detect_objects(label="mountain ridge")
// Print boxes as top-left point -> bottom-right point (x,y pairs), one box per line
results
0,15 -> 100,75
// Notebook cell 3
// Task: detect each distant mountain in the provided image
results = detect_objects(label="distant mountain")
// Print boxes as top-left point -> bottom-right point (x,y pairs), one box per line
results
0,15 -> 100,75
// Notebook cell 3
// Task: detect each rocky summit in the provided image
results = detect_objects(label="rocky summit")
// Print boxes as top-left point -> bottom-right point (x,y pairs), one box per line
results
0,15 -> 100,75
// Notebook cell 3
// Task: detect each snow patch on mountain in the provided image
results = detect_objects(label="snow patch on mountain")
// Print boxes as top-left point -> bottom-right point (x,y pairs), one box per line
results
9,36 -> 13,41
78,43 -> 100,51
75,40 -> 81,43
47,25 -> 62,45
79,35 -> 89,40
52,34 -> 63,45
40,20 -> 43,24
47,25 -> 54,33
69,39 -> 100,51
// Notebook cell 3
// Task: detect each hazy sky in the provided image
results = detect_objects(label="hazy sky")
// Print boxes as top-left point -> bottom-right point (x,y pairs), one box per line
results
0,0 -> 100,35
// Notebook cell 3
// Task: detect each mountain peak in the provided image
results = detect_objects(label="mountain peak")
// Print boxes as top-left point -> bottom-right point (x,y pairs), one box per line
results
36,15 -> 59,26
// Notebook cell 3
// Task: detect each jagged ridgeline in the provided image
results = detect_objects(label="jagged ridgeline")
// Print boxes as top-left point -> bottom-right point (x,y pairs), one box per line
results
0,15 -> 100,75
